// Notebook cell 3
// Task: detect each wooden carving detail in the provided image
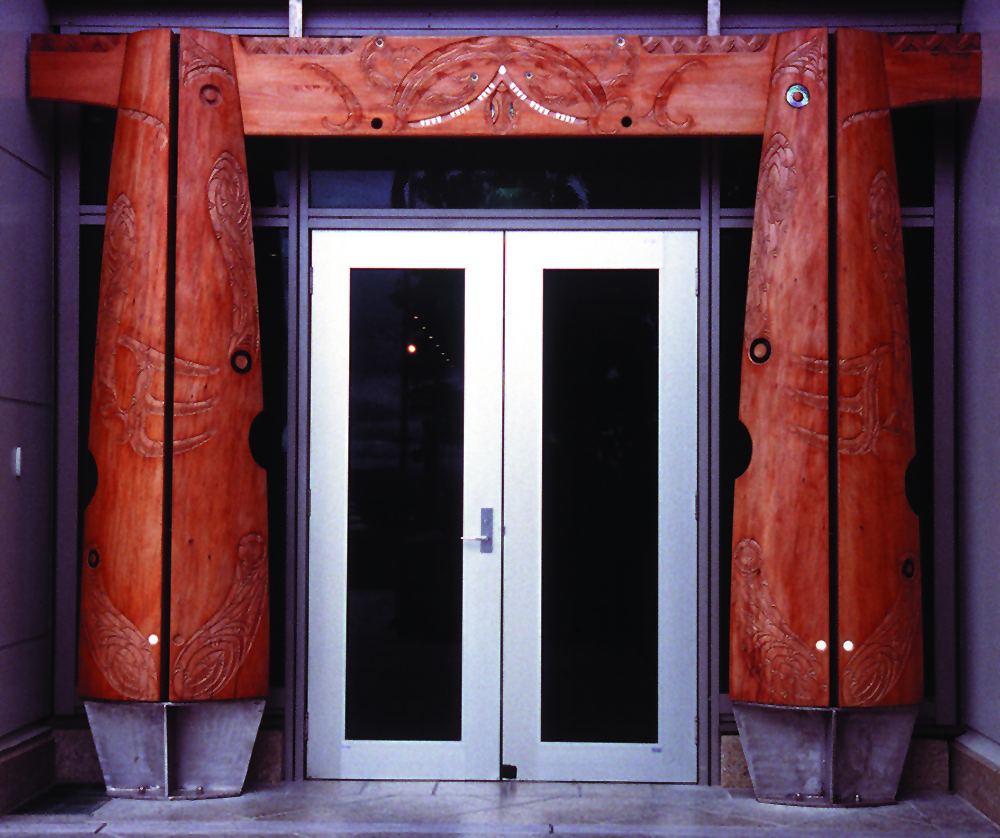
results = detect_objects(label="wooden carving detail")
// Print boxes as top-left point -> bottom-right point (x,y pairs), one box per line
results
771,32 -> 827,89
360,37 -> 422,94
653,61 -> 702,130
171,534 -> 269,700
732,538 -> 827,704
120,108 -> 169,149
390,36 -> 607,131
81,552 -> 158,701
886,33 -> 981,54
842,567 -> 921,705
303,63 -> 363,132
238,36 -> 357,56
207,151 -> 260,359
841,108 -> 889,130
641,34 -> 770,55
181,38 -> 235,89
745,132 -> 797,346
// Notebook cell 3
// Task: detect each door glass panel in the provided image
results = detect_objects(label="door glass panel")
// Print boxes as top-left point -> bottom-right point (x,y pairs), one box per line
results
346,268 -> 465,741
541,269 -> 659,744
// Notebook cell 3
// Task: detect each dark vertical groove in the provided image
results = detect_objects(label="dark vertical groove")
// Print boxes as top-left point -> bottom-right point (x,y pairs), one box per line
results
161,31 -> 180,702
827,30 -> 840,707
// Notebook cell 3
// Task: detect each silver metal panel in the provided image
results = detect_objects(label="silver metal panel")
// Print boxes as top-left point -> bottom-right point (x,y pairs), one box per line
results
86,702 -> 168,798
734,702 -> 918,807
0,0 -> 53,175
168,701 -> 265,798
0,401 -> 54,649
0,154 -> 54,406
86,700 -> 265,800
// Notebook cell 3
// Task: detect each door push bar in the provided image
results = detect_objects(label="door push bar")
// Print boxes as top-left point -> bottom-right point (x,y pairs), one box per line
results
461,507 -> 494,554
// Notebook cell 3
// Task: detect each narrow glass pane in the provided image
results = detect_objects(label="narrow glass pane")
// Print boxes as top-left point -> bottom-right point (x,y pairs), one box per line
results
310,138 -> 700,210
719,136 -> 763,209
541,269 -> 658,744
892,105 -> 935,208
345,268 -> 465,741
80,105 -> 116,206
246,137 -> 290,208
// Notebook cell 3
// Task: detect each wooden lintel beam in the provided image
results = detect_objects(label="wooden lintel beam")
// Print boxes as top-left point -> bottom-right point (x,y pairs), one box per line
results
29,31 -> 981,136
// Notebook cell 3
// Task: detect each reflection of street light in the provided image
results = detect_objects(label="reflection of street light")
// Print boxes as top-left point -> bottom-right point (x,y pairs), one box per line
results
407,344 -> 417,354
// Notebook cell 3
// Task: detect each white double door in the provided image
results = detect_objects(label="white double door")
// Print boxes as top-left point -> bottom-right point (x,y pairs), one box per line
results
308,230 -> 697,782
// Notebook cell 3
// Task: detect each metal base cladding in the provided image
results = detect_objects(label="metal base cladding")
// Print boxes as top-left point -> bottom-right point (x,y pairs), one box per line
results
733,702 -> 918,807
85,699 -> 265,800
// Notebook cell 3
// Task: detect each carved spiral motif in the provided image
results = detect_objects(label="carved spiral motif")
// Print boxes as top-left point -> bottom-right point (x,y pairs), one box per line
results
732,538 -> 827,704
745,133 -> 797,345
842,566 -> 921,705
207,152 -> 260,359
172,534 -> 269,700
81,550 -> 158,700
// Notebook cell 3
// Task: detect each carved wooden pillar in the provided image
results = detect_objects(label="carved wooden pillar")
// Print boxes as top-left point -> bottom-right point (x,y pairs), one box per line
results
74,28 -> 268,798
730,28 -> 923,805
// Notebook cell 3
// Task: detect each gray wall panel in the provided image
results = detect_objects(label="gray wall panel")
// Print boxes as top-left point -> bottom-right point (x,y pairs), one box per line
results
0,152 -> 53,406
0,400 -> 53,649
0,0 -> 52,175
0,638 -> 50,738
959,0 -> 1000,745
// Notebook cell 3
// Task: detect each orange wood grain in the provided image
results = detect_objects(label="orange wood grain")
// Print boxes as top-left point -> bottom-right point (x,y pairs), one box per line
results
78,29 -> 172,701
233,34 -> 777,137
29,34 -> 126,108
836,28 -> 923,708
169,30 -> 269,701
882,33 -> 982,109
729,29 -> 831,707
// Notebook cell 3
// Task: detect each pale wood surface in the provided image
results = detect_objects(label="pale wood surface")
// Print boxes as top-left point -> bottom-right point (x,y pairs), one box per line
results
233,34 -> 776,136
169,29 -> 269,701
30,31 -> 980,135
78,29 -> 172,701
729,29 -> 831,707
29,34 -> 126,108
836,28 -> 923,708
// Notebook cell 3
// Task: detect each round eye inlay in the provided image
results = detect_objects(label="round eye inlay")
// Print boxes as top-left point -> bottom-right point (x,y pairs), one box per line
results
200,85 -> 222,106
231,350 -> 253,374
749,338 -> 772,364
786,83 -> 810,108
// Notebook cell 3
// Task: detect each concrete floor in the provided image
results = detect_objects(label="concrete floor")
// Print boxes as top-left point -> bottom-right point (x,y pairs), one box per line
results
2,782 -> 999,838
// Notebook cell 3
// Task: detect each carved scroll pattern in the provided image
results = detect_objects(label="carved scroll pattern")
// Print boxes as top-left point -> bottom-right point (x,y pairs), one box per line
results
388,37 -> 609,132
207,152 -> 260,359
120,108 -> 168,150
172,534 -> 269,699
771,32 -> 828,90
302,63 -> 363,132
842,108 -> 889,130
652,60 -> 702,130
641,34 -> 771,55
745,133 -> 797,346
181,39 -> 235,89
842,566 -> 921,705
81,552 -> 158,701
732,538 -> 827,704
239,36 -> 357,56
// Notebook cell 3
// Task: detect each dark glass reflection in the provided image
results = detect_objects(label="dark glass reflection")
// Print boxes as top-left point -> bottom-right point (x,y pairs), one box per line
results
80,105 -> 117,206
719,136 -> 764,209
892,105 -> 935,208
246,137 -> 290,208
541,269 -> 658,744
310,138 -> 701,210
346,269 -> 465,741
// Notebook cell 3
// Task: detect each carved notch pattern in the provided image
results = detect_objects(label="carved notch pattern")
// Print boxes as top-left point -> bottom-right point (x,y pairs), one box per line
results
842,564 -> 921,705
771,32 -> 828,90
302,63 -> 363,132
732,538 -> 827,704
239,36 -> 357,56
207,152 -> 260,359
641,35 -> 771,55
745,133 -> 797,347
80,549 -> 158,701
172,534 -> 269,700
120,108 -> 168,150
886,33 -> 981,54
31,34 -> 124,53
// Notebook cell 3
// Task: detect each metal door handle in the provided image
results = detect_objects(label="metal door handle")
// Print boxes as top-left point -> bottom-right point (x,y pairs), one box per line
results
460,507 -> 493,553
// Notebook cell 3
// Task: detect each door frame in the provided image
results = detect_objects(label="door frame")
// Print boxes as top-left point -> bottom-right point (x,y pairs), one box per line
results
306,227 -> 702,781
